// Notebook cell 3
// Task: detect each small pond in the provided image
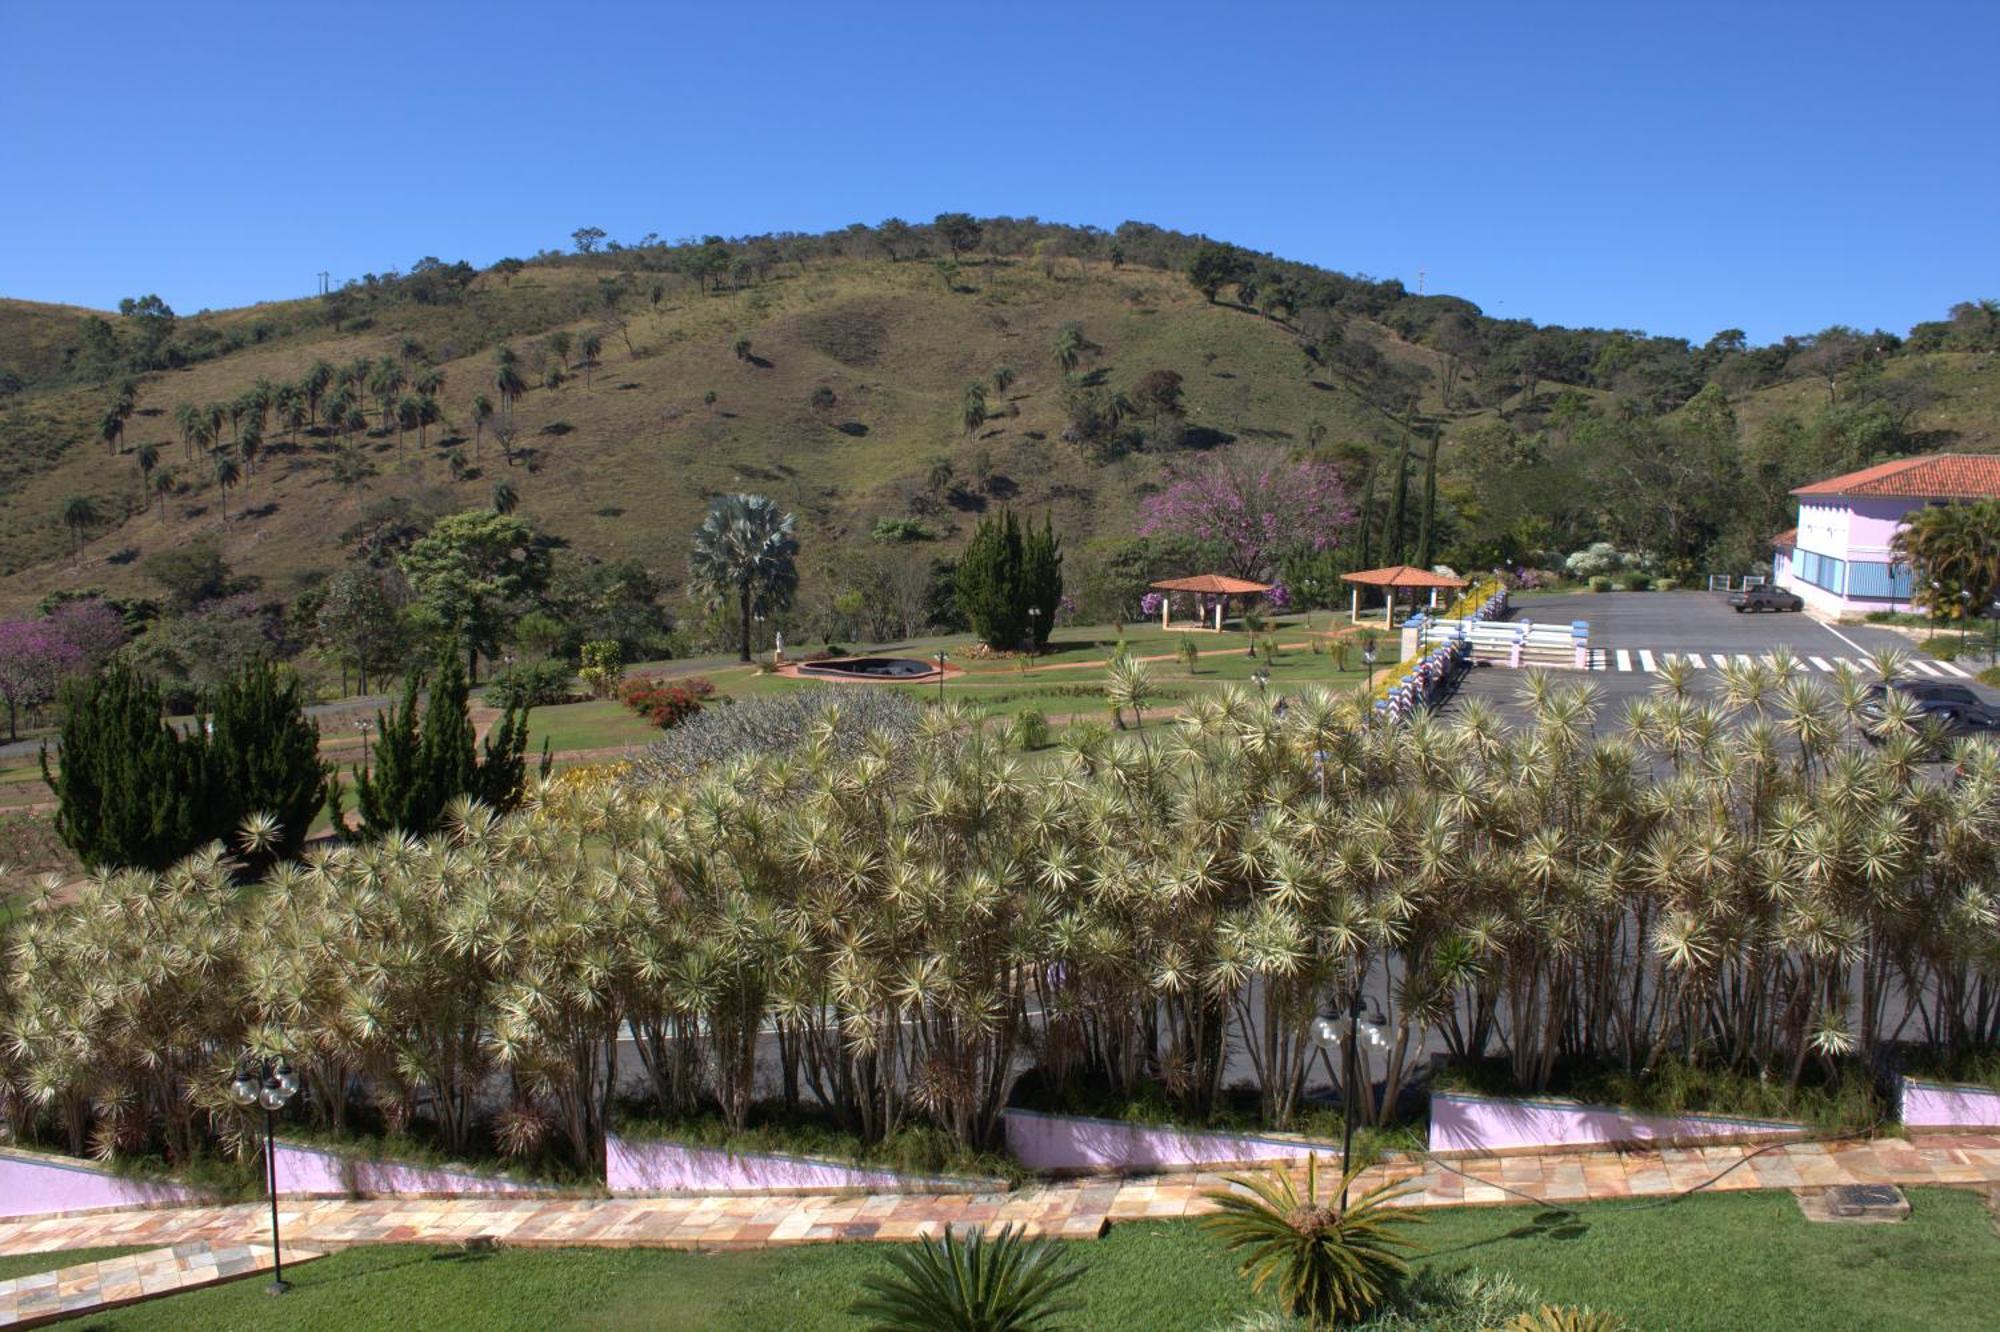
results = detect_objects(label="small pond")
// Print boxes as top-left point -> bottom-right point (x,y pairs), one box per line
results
796,656 -> 937,680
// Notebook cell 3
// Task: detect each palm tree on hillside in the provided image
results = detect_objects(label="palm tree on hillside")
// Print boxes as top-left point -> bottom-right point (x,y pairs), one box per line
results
213,454 -> 241,523
579,332 -> 602,387
494,354 -> 526,416
492,480 -> 519,514
172,401 -> 199,459
59,495 -> 99,556
134,442 -> 159,502
151,467 -> 175,520
369,362 -> 406,437
470,394 -> 494,460
98,411 -> 124,456
302,360 -> 334,427
688,494 -> 799,662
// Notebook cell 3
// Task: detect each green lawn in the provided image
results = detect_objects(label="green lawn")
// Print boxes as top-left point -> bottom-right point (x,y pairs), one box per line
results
0,1246 -> 146,1282
73,1188 -> 2000,1331
521,699 -> 669,756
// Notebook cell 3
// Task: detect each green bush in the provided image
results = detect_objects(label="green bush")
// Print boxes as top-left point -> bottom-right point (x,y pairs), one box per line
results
852,1224 -> 1087,1331
1925,638 -> 1963,662
1587,576 -> 1613,593
1979,666 -> 2000,688
1654,578 -> 1680,592
1620,572 -> 1653,592
1010,709 -> 1050,751
484,660 -> 576,710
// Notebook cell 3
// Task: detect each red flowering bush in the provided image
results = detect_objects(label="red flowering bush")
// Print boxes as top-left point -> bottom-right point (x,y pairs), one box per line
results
619,675 -> 715,729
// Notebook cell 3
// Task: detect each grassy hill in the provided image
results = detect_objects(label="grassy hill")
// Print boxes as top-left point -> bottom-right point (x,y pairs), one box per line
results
1,227 -> 1995,623
0,255 -> 1433,616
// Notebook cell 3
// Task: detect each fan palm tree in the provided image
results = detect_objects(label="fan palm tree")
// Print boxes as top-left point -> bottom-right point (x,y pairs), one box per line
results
688,494 -> 799,661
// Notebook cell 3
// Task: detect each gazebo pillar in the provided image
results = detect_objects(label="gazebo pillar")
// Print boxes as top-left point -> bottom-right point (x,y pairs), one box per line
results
1385,590 -> 1394,627
1162,595 -> 1171,630
1350,586 -> 1361,625
1214,598 -> 1223,632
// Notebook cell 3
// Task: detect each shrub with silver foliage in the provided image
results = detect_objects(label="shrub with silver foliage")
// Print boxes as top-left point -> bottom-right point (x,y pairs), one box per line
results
626,685 -> 923,784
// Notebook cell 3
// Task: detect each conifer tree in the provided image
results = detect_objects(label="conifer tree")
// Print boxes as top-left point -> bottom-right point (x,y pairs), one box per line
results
1022,514 -> 1064,649
346,650 -> 531,838
199,661 -> 329,866
1415,427 -> 1440,570
954,510 -> 1028,649
42,660 -> 205,870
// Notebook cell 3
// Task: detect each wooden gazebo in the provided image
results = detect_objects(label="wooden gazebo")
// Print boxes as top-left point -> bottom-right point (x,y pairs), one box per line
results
1340,565 -> 1466,625
1149,574 -> 1273,632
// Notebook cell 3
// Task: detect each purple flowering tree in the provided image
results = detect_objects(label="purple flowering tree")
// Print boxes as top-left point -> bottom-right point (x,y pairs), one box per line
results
1137,446 -> 1355,579
44,598 -> 128,667
0,619 -> 86,740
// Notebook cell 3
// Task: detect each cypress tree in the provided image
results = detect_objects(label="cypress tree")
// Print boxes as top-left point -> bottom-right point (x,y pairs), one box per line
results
1021,514 -> 1064,649
1383,436 -> 1412,566
199,661 -> 329,866
1356,462 -> 1378,571
954,510 -> 1028,649
42,660 -> 205,870
348,650 -> 533,838
1415,427 -> 1440,569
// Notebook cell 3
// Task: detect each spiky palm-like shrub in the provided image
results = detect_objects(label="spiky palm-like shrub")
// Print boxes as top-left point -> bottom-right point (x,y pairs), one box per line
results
1201,1154 -> 1425,1328
1506,1306 -> 1625,1332
851,1224 -> 1087,1331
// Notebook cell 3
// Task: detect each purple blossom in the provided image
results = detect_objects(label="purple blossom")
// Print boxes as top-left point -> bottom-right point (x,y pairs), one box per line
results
1264,581 -> 1291,610
0,619 -> 86,740
44,598 -> 127,667
1137,445 -> 1355,580
1139,591 -> 1165,618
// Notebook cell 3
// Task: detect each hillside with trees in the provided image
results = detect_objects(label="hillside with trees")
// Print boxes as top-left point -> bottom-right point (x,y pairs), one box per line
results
0,216 -> 1995,684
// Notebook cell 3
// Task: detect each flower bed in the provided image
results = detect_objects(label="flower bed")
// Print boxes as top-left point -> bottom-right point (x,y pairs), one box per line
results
1899,1076 -> 2000,1130
0,1145 -> 196,1219
1002,1107 -> 1339,1175
605,1134 -> 999,1196
1428,1090 -> 1806,1156
272,1139 -> 562,1200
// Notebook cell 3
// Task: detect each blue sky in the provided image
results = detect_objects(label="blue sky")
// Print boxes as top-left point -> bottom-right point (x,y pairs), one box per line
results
3,1 -> 1995,343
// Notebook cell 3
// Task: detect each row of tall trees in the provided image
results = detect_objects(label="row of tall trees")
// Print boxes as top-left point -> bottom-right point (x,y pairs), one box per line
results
8,650 -> 1998,1175
954,510 -> 1063,650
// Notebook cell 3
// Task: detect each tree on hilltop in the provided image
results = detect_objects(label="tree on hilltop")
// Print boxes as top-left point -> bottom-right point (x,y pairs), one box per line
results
934,212 -> 982,259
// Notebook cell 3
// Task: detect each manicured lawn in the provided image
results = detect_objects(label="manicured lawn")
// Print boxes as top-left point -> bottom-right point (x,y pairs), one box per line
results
521,699 -> 669,755
79,1188 -> 2000,1331
0,1246 -> 146,1281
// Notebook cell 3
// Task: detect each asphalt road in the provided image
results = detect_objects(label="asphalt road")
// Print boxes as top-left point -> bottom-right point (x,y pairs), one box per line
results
1446,590 -> 1998,724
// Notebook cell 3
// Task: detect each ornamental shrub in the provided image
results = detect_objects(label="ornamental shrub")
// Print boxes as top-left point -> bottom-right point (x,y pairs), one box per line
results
1588,576 -> 1613,593
619,675 -> 715,728
485,659 -> 576,710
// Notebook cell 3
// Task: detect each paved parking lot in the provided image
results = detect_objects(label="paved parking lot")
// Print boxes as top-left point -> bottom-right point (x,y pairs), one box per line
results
1446,590 -> 1996,723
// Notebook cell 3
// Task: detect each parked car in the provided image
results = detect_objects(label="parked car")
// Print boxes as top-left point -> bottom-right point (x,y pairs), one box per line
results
1860,680 -> 2000,750
1727,586 -> 1805,612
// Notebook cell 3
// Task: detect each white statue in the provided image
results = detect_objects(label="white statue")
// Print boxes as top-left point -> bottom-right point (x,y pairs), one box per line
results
773,630 -> 785,663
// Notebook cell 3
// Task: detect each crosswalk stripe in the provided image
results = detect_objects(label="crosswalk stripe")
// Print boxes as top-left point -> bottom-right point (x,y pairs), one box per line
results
1736,654 -> 1755,668
1935,659 -> 1971,678
1685,653 -> 1705,669
1909,659 -> 1942,677
1638,650 -> 1656,672
1615,649 -> 1632,672
1809,656 -> 1833,671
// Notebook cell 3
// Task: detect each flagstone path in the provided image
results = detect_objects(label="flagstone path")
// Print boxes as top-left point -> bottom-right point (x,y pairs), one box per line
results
2,1133 -> 1996,1265
0,1242 -> 321,1328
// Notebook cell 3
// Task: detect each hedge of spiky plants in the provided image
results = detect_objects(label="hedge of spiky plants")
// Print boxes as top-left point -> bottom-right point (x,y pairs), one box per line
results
4,646 -> 2000,1178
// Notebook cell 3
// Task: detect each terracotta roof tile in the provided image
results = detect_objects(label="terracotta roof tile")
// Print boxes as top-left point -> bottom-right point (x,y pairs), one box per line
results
1770,528 -> 1797,547
1339,565 -> 1467,589
1791,454 -> 2000,499
1148,574 -> 1273,595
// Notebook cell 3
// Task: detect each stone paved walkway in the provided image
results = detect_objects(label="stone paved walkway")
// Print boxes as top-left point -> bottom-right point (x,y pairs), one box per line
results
0,1134 -> 1994,1261
0,1241 -> 321,1327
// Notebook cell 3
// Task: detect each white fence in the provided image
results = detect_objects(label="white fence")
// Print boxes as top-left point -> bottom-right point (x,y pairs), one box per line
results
1414,617 -> 1590,670
1706,574 -> 1767,592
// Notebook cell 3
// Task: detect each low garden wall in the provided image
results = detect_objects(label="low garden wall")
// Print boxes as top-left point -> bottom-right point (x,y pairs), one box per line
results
0,1146 -> 195,1220
272,1140 -> 559,1199
605,1133 -> 996,1196
1002,1107 -> 1339,1174
1899,1076 -> 2000,1130
1428,1090 -> 1807,1156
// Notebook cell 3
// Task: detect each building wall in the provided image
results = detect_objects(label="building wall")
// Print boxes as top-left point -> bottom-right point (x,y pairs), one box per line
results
1777,495 -> 1921,613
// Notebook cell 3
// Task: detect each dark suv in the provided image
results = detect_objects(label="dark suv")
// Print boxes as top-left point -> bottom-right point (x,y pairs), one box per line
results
1727,586 -> 1804,612
1860,680 -> 2000,746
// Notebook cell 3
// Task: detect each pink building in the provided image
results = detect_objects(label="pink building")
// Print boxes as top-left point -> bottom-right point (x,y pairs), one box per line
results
1773,455 -> 2000,616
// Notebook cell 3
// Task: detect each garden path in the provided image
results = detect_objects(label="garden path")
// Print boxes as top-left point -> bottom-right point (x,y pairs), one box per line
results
0,1241 -> 320,1327
0,1134 -> 1994,1259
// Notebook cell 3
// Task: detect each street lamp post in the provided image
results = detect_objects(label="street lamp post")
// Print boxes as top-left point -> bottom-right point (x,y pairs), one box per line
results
355,718 -> 373,770
1311,992 -> 1389,1212
1027,606 -> 1041,664
229,1056 -> 300,1295
934,651 -> 948,705
1361,646 -> 1378,692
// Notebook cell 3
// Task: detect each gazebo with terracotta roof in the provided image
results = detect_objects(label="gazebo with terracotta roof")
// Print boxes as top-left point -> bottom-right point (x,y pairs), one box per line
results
1149,573 -> 1273,631
1340,564 -> 1467,625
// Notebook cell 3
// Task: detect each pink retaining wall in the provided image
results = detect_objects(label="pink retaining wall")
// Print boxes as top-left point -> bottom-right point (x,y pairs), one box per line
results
1429,1091 -> 1805,1155
0,1147 -> 194,1219
605,1134 -> 985,1195
1002,1108 -> 1337,1173
1901,1077 -> 2000,1130
273,1140 -> 555,1198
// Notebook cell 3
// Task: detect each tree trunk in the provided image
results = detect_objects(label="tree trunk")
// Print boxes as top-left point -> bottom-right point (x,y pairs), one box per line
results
738,586 -> 753,662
